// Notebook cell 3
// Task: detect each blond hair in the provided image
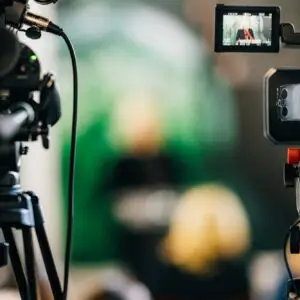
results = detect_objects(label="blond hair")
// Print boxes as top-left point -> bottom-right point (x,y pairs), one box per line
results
161,183 -> 251,275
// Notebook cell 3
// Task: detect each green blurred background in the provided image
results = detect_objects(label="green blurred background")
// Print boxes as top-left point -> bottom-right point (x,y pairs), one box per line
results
56,1 -> 300,300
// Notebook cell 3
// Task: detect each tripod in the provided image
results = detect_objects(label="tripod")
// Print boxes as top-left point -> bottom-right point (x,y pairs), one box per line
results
0,142 -> 63,300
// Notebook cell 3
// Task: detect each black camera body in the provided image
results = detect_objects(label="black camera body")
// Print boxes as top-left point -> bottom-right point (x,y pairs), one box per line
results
0,43 -> 41,91
0,0 -> 61,147
214,4 -> 300,145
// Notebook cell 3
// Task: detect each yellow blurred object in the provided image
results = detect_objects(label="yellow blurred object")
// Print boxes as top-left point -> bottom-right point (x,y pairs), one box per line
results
110,92 -> 163,156
161,183 -> 251,275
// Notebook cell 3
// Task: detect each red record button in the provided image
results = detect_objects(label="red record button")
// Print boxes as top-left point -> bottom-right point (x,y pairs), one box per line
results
288,148 -> 300,164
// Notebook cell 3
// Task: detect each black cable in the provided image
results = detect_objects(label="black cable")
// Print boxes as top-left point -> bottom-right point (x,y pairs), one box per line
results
60,31 -> 78,300
283,219 -> 300,297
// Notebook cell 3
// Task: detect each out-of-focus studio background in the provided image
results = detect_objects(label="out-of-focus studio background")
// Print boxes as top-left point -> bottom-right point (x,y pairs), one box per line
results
2,0 -> 300,299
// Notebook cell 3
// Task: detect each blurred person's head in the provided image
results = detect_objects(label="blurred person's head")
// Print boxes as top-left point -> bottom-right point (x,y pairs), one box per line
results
241,15 -> 251,30
160,183 -> 251,275
110,92 -> 163,156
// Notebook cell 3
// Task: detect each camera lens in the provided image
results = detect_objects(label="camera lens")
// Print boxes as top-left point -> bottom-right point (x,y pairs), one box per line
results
281,89 -> 288,100
282,107 -> 288,117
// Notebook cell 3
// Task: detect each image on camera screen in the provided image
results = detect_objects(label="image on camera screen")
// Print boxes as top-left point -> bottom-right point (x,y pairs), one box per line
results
222,12 -> 272,47
276,84 -> 300,122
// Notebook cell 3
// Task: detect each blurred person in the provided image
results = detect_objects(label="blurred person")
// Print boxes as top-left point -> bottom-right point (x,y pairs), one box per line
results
57,0 -> 265,300
236,16 -> 255,45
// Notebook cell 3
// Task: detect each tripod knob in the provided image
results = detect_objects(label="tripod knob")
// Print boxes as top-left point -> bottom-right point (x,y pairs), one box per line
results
0,242 -> 9,268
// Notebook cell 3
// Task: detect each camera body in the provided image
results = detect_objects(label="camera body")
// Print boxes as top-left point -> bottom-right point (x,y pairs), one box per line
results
0,43 -> 41,91
214,4 -> 300,145
0,0 -> 61,146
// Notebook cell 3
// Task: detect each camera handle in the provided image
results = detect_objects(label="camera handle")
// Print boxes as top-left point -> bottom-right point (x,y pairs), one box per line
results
281,23 -> 300,47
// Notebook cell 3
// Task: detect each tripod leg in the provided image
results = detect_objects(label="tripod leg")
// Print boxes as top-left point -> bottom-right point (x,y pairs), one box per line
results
35,225 -> 62,300
28,193 -> 62,300
2,227 -> 29,300
22,228 -> 38,300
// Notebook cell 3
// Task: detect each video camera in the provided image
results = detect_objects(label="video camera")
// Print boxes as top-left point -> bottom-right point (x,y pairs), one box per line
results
0,0 -> 62,151
0,2 -> 75,300
214,4 -> 300,145
214,5 -> 300,300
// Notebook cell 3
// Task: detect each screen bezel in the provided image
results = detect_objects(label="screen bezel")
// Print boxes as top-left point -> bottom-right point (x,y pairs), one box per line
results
214,4 -> 281,53
264,68 -> 300,145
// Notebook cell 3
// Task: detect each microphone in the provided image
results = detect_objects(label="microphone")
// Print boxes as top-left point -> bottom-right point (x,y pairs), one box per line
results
0,102 -> 35,142
23,11 -> 63,35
